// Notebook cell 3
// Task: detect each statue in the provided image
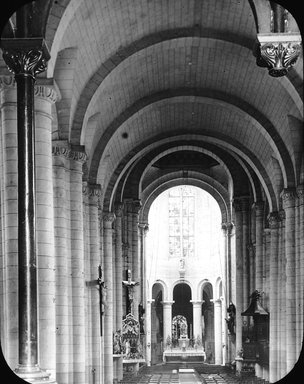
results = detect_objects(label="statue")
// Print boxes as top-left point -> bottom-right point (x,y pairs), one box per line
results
225,302 -> 236,335
122,269 -> 139,314
138,303 -> 145,334
113,330 -> 122,354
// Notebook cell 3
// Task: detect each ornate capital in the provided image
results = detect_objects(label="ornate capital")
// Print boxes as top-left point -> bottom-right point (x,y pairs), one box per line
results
34,84 -> 59,104
1,38 -> 50,78
138,221 -> 149,235
83,182 -> 102,205
254,200 -> 265,216
221,221 -> 234,234
297,184 -> 304,205
0,75 -> 16,90
103,211 -> 115,224
233,196 -> 250,212
256,33 -> 302,77
52,144 -> 87,163
131,199 -> 142,214
281,188 -> 297,209
268,211 -> 280,229
114,202 -> 124,217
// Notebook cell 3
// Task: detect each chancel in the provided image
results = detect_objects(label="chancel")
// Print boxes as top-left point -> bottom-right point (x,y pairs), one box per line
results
0,1 -> 303,384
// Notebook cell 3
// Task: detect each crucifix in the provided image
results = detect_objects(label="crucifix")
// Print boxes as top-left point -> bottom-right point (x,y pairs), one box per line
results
122,269 -> 139,314
86,265 -> 107,336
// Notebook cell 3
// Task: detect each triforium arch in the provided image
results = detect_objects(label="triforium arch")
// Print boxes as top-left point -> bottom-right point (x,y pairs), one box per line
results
0,1 -> 302,384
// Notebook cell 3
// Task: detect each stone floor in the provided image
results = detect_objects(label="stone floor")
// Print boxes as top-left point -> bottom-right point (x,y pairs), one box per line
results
121,363 -> 268,384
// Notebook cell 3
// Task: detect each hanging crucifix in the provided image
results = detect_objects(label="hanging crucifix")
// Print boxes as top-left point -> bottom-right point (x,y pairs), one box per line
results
122,269 -> 139,315
86,265 -> 107,336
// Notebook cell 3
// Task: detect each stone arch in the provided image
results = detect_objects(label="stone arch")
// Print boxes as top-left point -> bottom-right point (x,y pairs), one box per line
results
104,132 -> 278,212
151,279 -> 168,302
172,280 -> 193,301
140,176 -> 229,225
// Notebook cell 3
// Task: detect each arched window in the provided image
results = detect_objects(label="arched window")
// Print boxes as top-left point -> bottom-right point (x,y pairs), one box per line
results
168,186 -> 195,258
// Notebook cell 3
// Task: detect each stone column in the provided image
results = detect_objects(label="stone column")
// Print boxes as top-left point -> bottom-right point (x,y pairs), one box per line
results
278,209 -> 286,378
103,211 -> 115,384
162,301 -> 174,346
34,83 -> 59,380
70,150 -> 87,384
191,301 -> 203,342
1,32 -> 56,382
52,144 -> 71,384
268,212 -> 280,383
241,198 -> 250,313
296,185 -> 304,359
131,199 -> 141,320
114,203 -> 123,383
221,296 -> 227,366
213,299 -> 222,365
87,184 -> 102,382
146,299 -> 155,366
232,198 -> 243,359
221,222 -> 233,304
254,201 -> 264,292
138,221 -> 149,309
114,203 -> 124,331
281,188 -> 297,373
0,76 -> 18,369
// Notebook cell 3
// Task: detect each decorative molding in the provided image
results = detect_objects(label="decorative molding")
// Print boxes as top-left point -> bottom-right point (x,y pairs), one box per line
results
1,38 -> 50,78
256,33 -> 302,77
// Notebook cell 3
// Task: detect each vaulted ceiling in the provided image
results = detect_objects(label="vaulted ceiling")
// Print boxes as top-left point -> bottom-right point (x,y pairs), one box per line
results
1,0 -> 303,219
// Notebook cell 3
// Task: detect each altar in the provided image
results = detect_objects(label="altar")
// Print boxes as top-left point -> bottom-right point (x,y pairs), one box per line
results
163,315 -> 206,363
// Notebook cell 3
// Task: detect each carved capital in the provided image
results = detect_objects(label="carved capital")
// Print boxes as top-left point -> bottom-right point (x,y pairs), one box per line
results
1,38 -> 50,78
268,211 -> 280,229
297,185 -> 304,204
131,199 -> 142,215
281,188 -> 297,209
114,202 -> 124,217
233,196 -> 250,212
221,221 -> 234,234
138,221 -> 149,235
83,182 -> 102,205
52,144 -> 87,163
34,84 -> 58,104
0,75 -> 16,90
254,200 -> 265,216
256,33 -> 302,77
103,211 -> 115,223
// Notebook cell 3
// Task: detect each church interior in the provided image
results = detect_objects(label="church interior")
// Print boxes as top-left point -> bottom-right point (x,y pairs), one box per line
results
0,1 -> 303,383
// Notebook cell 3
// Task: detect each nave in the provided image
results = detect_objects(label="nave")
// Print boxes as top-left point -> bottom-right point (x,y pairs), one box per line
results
122,363 -> 270,384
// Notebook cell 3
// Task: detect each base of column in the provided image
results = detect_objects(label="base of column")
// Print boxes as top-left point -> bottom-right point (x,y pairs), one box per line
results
15,365 -> 57,383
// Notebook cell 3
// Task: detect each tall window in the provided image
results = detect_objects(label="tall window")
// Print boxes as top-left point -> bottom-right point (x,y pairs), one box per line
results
168,186 -> 195,258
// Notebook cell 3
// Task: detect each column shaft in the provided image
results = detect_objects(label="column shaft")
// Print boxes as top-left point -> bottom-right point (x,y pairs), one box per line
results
213,299 -> 222,365
191,301 -> 203,341
146,300 -> 154,366
255,202 -> 264,292
53,149 -> 70,384
103,212 -> 115,384
268,212 -> 280,383
282,189 -> 297,372
233,199 -> 243,357
162,301 -> 174,345
70,154 -> 86,384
